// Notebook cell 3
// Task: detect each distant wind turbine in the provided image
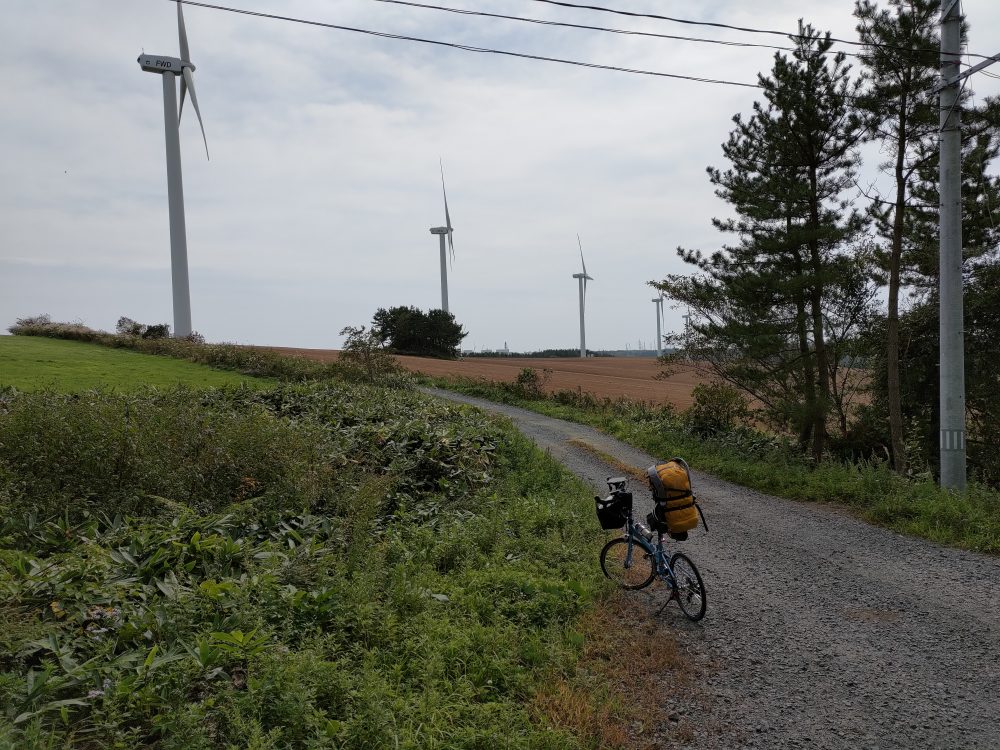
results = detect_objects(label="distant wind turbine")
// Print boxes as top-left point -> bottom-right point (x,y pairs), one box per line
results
429,160 -> 455,313
572,235 -> 594,357
137,0 -> 209,339
652,294 -> 664,356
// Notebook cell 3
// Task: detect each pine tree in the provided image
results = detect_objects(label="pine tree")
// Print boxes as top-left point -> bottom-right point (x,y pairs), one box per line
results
882,103 -> 1000,481
906,114 -> 1000,284
658,24 -> 868,460
370,306 -> 467,358
854,0 -> 940,472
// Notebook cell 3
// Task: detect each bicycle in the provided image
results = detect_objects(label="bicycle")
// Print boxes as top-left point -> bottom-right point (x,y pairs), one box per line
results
596,477 -> 707,622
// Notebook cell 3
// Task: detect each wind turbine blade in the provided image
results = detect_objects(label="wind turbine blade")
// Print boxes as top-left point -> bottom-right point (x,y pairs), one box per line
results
177,0 -> 191,63
440,159 -> 454,262
577,234 -> 588,278
181,67 -> 210,160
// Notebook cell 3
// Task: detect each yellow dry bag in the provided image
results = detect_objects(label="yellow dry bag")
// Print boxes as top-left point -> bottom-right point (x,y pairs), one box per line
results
646,458 -> 705,539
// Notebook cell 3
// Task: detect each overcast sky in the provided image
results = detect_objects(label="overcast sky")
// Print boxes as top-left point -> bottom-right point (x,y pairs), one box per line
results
3,0 -> 999,352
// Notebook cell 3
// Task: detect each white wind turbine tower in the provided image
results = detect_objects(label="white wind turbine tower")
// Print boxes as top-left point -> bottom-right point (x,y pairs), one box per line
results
137,0 -> 209,339
652,294 -> 664,356
429,160 -> 455,313
572,236 -> 594,358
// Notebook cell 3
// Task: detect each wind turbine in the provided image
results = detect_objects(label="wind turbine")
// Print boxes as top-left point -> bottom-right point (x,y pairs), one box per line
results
429,160 -> 455,313
137,0 -> 209,339
572,236 -> 594,358
652,294 -> 664,356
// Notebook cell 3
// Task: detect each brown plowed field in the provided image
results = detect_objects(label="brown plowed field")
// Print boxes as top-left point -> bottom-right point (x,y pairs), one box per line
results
268,347 -> 707,409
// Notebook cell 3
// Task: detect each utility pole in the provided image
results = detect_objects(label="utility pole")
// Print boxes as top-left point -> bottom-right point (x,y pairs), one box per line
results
929,5 -> 1000,489
938,0 -> 965,490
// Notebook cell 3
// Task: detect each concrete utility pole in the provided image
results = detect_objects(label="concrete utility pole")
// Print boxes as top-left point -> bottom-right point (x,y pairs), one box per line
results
930,4 -> 1000,489
938,0 -> 965,490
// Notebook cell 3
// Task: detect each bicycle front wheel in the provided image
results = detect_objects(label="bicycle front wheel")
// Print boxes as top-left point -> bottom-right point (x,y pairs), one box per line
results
600,538 -> 655,590
669,552 -> 706,621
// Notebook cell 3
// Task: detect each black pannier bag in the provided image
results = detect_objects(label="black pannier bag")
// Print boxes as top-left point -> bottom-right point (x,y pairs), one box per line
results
595,491 -> 632,530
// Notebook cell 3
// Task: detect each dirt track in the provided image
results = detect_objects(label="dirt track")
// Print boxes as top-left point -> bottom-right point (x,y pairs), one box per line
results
424,388 -> 1000,750
268,348 -> 704,409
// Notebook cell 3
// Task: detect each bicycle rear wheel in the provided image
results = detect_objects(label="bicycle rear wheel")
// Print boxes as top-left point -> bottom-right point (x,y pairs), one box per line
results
669,552 -> 706,621
600,538 -> 655,590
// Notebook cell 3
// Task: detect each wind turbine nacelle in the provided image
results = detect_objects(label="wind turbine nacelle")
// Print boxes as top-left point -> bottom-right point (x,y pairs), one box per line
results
138,54 -> 191,74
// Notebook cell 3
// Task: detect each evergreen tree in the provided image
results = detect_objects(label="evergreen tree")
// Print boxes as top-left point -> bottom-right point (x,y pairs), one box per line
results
869,101 -> 1000,480
657,24 -> 869,460
885,262 -> 1000,485
906,114 -> 1000,285
854,0 -> 940,472
370,306 -> 467,358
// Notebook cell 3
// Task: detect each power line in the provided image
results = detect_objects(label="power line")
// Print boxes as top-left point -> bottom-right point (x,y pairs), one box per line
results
369,0 -> 973,65
524,0 -> 995,61
371,0 -> 799,56
174,0 -> 762,88
528,0 -> 812,38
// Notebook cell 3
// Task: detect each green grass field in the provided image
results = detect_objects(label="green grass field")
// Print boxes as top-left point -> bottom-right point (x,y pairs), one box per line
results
0,335 -> 273,391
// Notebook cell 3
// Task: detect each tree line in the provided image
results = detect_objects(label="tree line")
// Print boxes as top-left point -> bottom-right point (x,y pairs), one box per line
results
654,1 -> 1000,486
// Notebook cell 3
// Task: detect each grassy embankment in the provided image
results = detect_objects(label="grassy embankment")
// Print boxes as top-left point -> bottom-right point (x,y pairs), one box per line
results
422,374 -> 1000,555
0,336 -> 274,392
0,337 -> 688,748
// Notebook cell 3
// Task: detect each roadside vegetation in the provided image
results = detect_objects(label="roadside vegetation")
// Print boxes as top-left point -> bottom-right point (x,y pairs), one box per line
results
0,382 -> 587,747
425,372 -> 1000,555
0,337 -> 696,748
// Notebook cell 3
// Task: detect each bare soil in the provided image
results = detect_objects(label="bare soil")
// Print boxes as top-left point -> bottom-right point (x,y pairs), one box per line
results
267,348 -> 704,409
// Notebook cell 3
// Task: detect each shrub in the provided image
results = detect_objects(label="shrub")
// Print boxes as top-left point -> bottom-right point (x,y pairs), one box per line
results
338,325 -> 405,385
9,317 -> 99,343
114,317 -> 171,339
514,368 -> 550,399
13,314 -> 51,328
683,381 -> 752,437
116,316 -> 144,336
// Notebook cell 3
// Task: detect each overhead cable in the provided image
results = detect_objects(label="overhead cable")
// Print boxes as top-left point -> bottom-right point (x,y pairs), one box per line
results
371,0 -> 799,56
173,0 -> 762,88
524,0 -> 995,61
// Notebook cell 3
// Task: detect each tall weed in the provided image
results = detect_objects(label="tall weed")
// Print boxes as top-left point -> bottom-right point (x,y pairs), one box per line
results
0,382 -> 609,748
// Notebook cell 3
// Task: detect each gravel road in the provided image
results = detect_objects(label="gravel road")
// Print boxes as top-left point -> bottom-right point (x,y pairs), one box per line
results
424,388 -> 1000,750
